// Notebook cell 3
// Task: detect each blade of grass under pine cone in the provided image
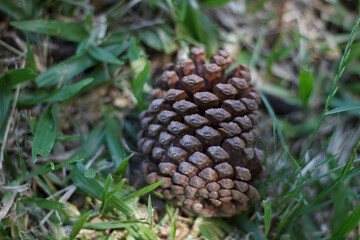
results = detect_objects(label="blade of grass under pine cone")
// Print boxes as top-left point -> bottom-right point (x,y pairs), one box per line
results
199,224 -> 221,240
70,163 -> 133,216
203,218 -> 237,236
232,214 -> 264,240
121,180 -> 165,202
32,104 -> 57,163
11,20 -> 89,42
128,224 -> 159,240
170,217 -> 176,240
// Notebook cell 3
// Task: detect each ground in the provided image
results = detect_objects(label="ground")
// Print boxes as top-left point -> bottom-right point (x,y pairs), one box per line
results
0,0 -> 359,239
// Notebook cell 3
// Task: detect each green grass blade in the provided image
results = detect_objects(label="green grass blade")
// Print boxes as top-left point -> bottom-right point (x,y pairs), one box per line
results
105,109 -> 127,169
331,183 -> 351,231
0,80 -> 11,133
128,39 -> 141,61
298,69 -> 314,105
139,30 -> 163,51
170,217 -> 176,240
263,198 -> 272,238
300,13 -> 360,162
70,163 -> 133,216
114,153 -> 133,178
148,195 -> 153,230
106,179 -> 126,202
89,46 -> 124,65
261,92 -> 299,168
83,220 -> 144,230
326,104 -> 360,115
84,168 -> 96,178
71,122 -> 105,160
17,157 -> 82,182
26,39 -> 37,72
21,198 -> 69,210
35,54 -> 96,88
100,174 -> 112,212
69,210 -> 91,240
202,0 -> 234,7
11,20 -> 89,42
19,78 -> 94,105
0,68 -> 37,85
330,204 -> 360,240
0,0 -> 28,20
31,104 -> 57,163
122,180 -> 164,202
44,78 -> 94,102
232,214 -> 264,240
132,61 -> 150,111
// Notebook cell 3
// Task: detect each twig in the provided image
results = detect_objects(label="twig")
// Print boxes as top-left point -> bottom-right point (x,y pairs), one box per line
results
0,85 -> 21,171
85,145 -> 105,169
40,185 -> 77,226
0,39 -> 23,55
0,192 -> 16,221
185,217 -> 202,240
40,146 -> 103,226
1,184 -> 30,193
46,185 -> 74,200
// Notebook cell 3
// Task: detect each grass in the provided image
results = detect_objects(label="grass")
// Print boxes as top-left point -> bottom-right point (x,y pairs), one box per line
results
0,0 -> 360,239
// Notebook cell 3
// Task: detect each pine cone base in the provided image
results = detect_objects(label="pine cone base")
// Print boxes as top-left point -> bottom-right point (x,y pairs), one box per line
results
137,48 -> 264,217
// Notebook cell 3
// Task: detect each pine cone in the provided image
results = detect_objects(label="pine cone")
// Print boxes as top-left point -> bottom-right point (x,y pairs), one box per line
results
136,48 -> 264,217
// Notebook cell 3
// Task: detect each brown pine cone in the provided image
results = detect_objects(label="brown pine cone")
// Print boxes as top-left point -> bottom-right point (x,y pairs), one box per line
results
136,48 -> 264,217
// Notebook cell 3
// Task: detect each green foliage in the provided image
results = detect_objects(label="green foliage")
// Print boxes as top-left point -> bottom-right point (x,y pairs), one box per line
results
132,61 -> 151,110
105,109 -> 127,169
298,69 -> 314,106
20,198 -> 69,210
89,46 -> 123,65
263,198 -> 272,238
1,0 -> 360,239
31,104 -> 57,163
11,20 -> 89,42
35,54 -> 97,88
69,210 -> 91,240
